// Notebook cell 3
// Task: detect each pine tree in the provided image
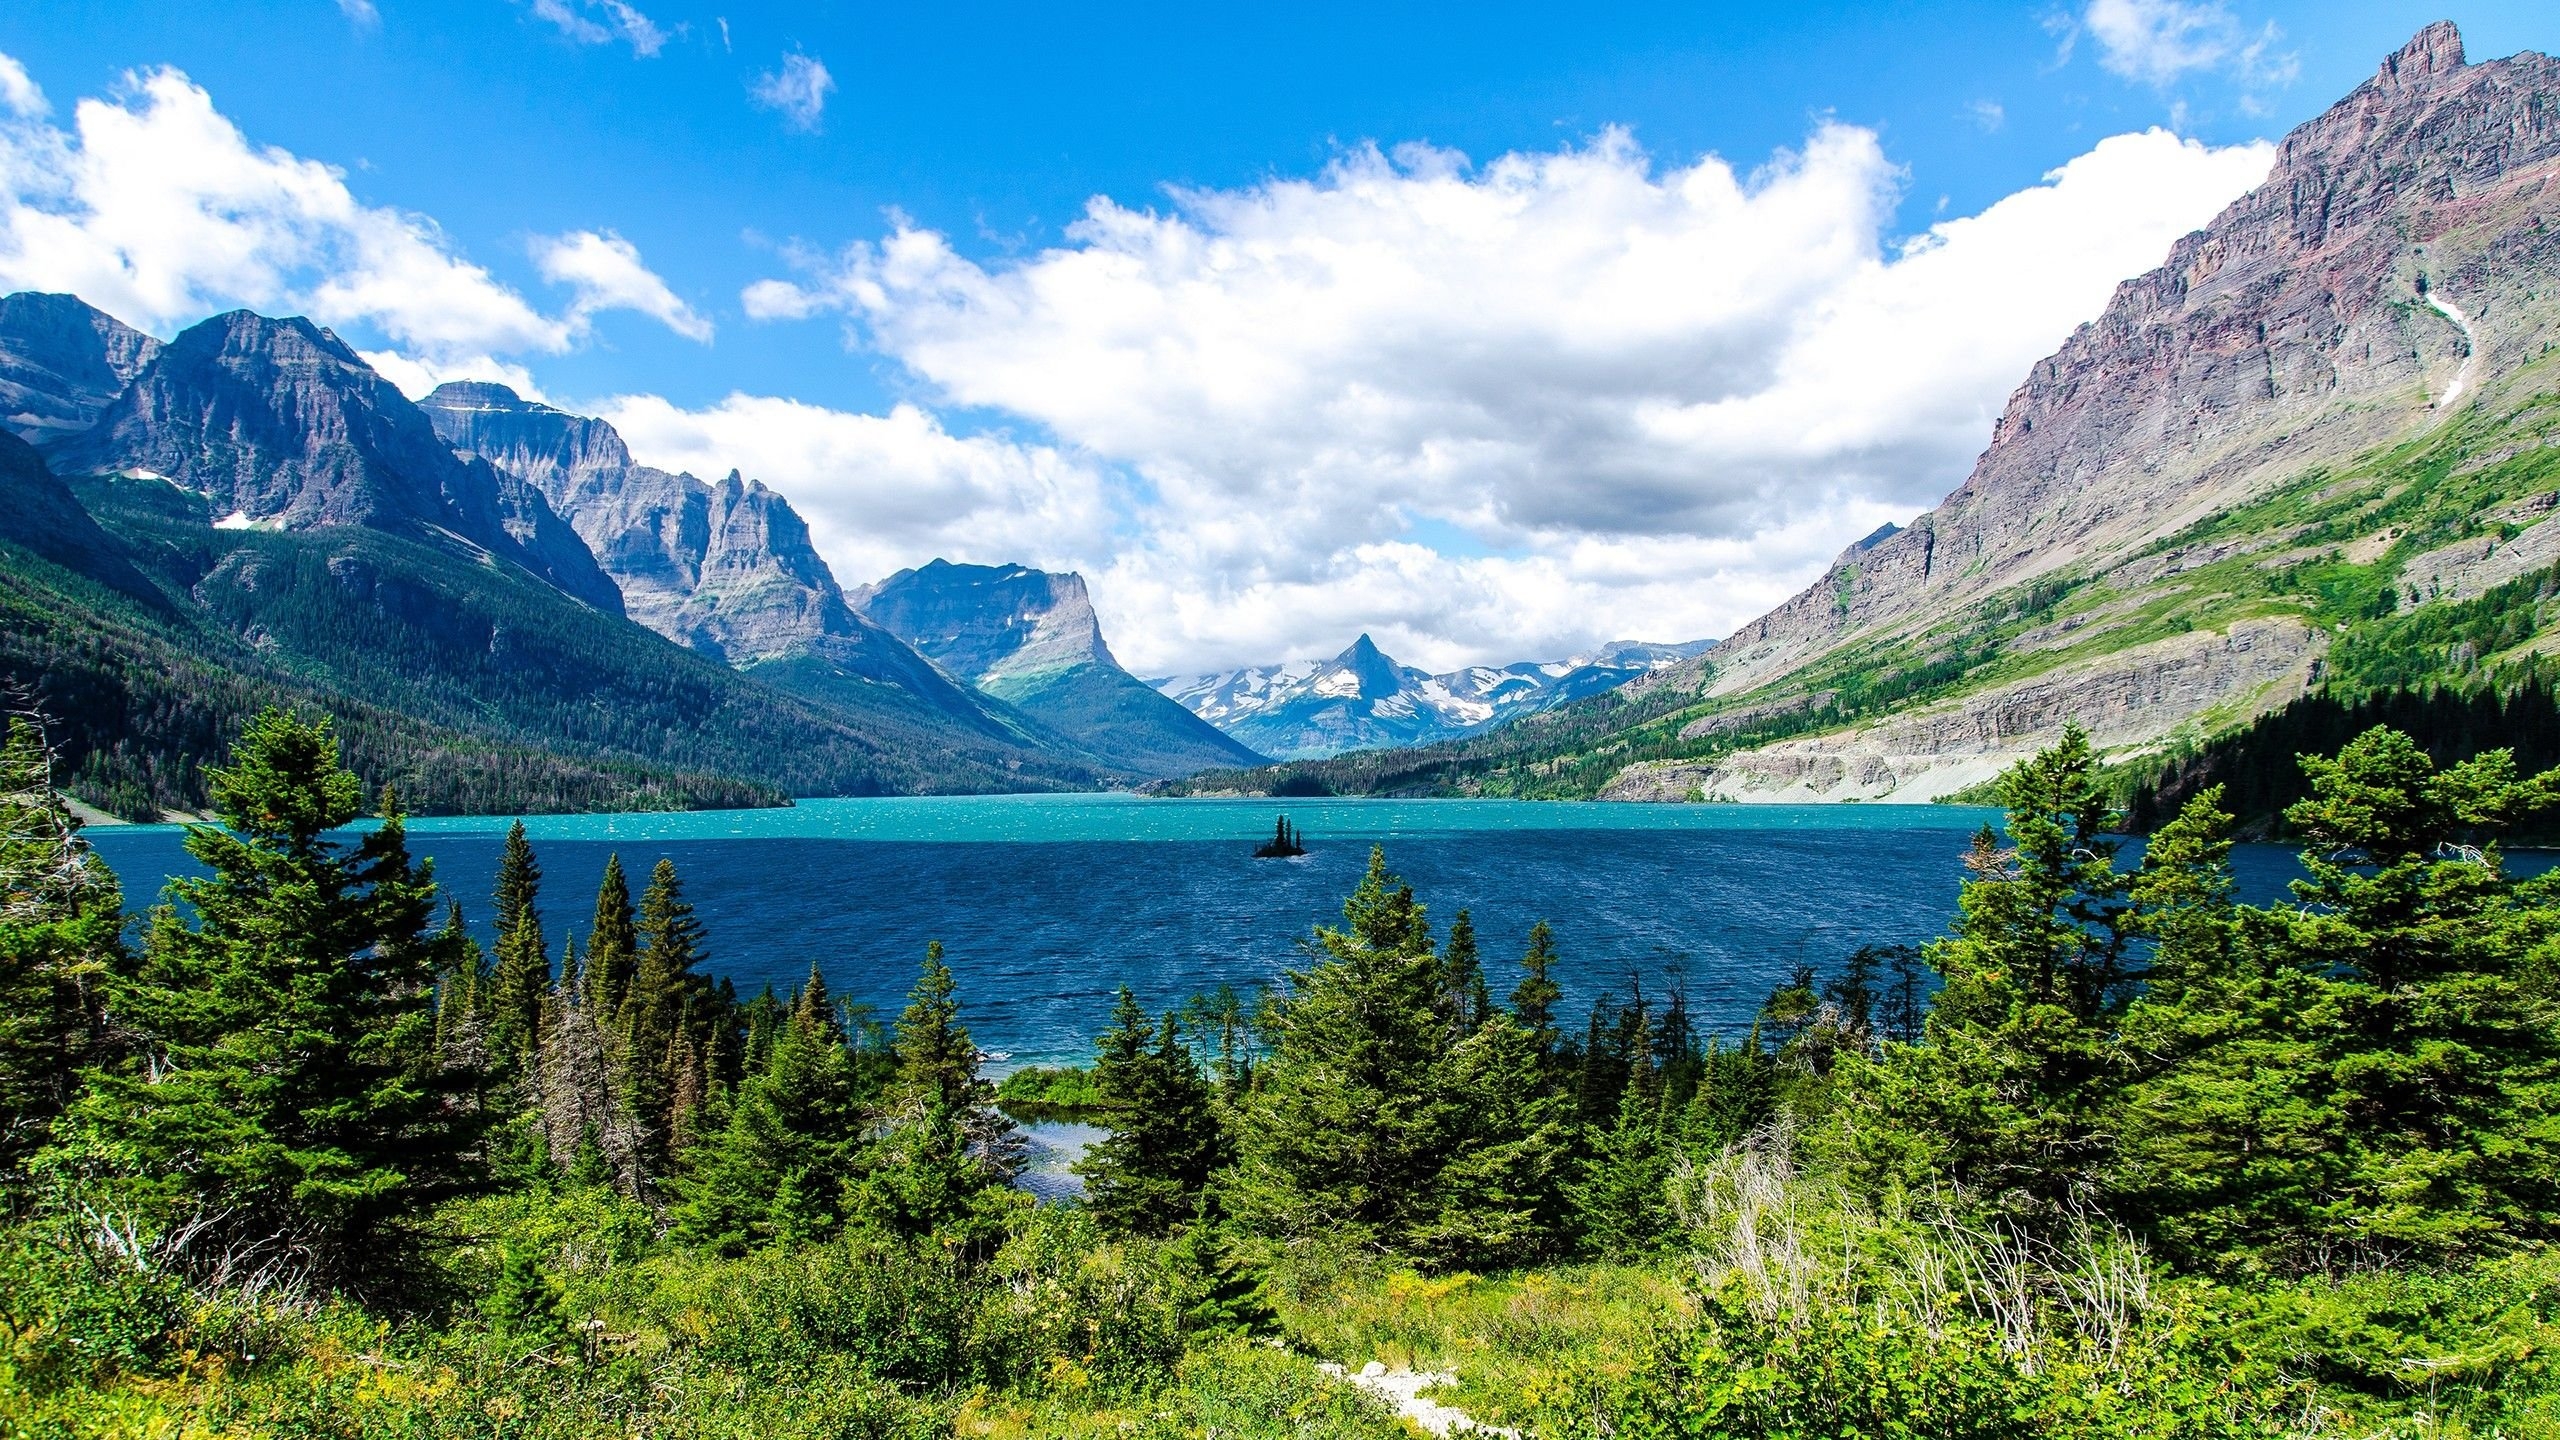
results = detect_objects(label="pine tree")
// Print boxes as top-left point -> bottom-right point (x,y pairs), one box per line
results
1409,1011 -> 1576,1268
1511,920 -> 1564,1055
1574,1009 -> 1673,1257
0,715 -> 120,1175
672,980 -> 863,1255
583,854 -> 638,1015
1680,1031 -> 1774,1158
621,857 -> 708,1175
61,711 -> 479,1282
1176,1194 -> 1275,1337
2111,734 -> 2560,1270
1077,988 -> 1224,1237
1229,848 -> 1449,1250
1439,908 -> 1487,1040
851,942 -> 1023,1242
1871,724 -> 2134,1212
487,821 -> 548,1064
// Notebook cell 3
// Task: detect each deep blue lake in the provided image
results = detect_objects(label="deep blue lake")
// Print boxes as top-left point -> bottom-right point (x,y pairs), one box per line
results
81,795 -> 2320,1066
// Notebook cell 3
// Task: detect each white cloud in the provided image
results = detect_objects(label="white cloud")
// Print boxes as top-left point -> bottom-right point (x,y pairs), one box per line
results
745,124 -> 2274,673
336,0 -> 382,30
598,393 -> 1117,594
2083,0 -> 2295,89
752,53 -> 833,132
1967,99 -> 2005,132
0,55 -> 47,118
0,55 -> 705,371
530,0 -> 666,57
534,229 -> 712,341
361,347 -> 548,403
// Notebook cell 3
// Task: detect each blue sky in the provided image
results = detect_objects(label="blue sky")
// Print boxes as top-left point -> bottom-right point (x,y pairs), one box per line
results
0,2 -> 2548,671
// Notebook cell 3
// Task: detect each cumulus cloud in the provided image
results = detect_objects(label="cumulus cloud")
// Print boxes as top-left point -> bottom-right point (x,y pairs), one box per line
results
2083,0 -> 2295,88
530,0 -> 666,57
534,229 -> 712,341
0,55 -> 45,118
0,55 -> 703,372
362,348 -> 549,403
742,124 -> 2273,672
752,53 -> 833,132
599,393 -> 1117,593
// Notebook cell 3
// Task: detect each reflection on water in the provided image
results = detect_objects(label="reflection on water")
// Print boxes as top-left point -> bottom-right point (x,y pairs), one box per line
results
1016,1120 -> 1105,1203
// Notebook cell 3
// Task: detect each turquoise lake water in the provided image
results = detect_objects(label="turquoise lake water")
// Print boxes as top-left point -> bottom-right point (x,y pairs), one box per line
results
82,795 -> 2311,1066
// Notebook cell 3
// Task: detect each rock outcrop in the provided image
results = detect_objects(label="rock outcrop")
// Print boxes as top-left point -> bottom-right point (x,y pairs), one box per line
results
48,312 -> 621,611
1609,617 -> 2327,803
0,292 -> 161,444
418,381 -> 1019,738
856,560 -> 1266,777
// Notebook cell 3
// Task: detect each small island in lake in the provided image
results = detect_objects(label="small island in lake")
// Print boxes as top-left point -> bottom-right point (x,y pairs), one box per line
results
1253,816 -> 1308,857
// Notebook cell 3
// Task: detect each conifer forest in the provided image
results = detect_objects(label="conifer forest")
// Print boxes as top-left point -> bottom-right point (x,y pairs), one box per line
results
2,704 -> 2558,1437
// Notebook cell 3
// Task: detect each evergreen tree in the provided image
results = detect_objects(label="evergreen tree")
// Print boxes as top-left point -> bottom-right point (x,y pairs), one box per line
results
1438,908 -> 1488,1040
852,942 -> 1023,1242
1176,1194 -> 1275,1337
1510,919 -> 1564,1055
1229,848 -> 1449,1250
61,711 -> 479,1281
1077,988 -> 1224,1237
1680,1032 -> 1774,1157
0,716 -> 120,1175
583,853 -> 637,1015
1573,1009 -> 1673,1257
486,821 -> 548,1064
673,978 -> 863,1255
2112,734 -> 2560,1270
1870,725 -> 2134,1212
621,857 -> 708,1175
480,1243 -> 571,1349
1409,1011 -> 1576,1269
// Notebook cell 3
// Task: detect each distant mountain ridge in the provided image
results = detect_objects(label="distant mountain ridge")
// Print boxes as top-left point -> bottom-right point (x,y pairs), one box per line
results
854,560 -> 1267,778
1156,634 -> 1712,760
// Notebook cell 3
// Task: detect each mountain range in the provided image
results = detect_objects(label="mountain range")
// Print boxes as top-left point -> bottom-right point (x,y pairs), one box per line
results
1170,23 -> 2560,802
0,297 -> 1257,816
852,560 -> 1266,777
1154,634 -> 1711,760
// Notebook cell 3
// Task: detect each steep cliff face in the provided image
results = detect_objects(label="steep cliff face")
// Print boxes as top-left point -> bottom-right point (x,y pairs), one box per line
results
47,312 -> 621,612
417,381 -> 1023,738
0,292 -> 161,443
1690,23 -> 2559,703
856,560 -> 1267,777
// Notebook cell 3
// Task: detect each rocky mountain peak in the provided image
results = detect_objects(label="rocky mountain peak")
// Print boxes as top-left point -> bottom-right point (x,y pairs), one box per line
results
420,380 -> 636,503
2381,20 -> 2465,88
1693,23 -> 2560,703
854,560 -> 1115,685
1333,633 -> 1411,700
0,291 -> 162,442
50,307 -> 621,611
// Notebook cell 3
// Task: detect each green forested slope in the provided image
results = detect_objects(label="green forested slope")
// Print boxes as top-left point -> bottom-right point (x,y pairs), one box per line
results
0,470 -> 1107,817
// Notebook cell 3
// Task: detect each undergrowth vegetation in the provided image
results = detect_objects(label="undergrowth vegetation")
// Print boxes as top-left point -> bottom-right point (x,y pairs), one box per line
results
8,708 -> 2560,1436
